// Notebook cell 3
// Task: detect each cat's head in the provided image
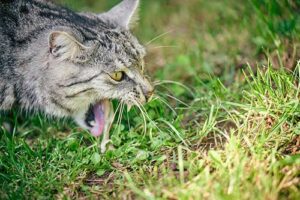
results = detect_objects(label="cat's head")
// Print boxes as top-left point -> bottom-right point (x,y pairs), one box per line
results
44,0 -> 153,136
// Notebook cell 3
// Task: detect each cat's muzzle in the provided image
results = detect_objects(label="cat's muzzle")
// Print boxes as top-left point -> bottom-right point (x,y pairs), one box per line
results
74,99 -> 114,137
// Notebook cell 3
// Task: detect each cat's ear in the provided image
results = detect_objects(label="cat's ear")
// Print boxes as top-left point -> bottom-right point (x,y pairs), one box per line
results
48,31 -> 95,62
100,0 -> 140,29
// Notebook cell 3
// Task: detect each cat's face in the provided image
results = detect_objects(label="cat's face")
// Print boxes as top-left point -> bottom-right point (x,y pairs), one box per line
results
44,0 -> 153,136
90,30 -> 153,107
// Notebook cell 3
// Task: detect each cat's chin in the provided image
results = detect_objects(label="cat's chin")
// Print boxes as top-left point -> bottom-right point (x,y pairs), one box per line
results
74,99 -> 114,137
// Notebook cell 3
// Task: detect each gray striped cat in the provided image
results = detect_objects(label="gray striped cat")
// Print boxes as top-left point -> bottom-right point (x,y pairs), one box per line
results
0,0 -> 154,152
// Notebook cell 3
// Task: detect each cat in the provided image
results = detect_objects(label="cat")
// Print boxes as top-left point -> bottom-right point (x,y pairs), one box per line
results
0,0 -> 154,152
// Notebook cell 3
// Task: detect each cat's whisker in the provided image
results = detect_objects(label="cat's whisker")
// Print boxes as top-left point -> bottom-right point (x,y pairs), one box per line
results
156,92 -> 189,107
117,103 -> 124,132
112,101 -> 123,135
126,107 -> 131,130
153,80 -> 194,97
133,100 -> 152,122
133,100 -> 167,137
116,103 -> 125,132
153,95 -> 177,115
132,99 -> 147,134
145,30 -> 174,46
132,98 -> 190,147
148,45 -> 179,50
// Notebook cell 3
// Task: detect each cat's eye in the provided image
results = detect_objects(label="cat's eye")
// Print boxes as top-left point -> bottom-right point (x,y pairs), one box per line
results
110,71 -> 125,82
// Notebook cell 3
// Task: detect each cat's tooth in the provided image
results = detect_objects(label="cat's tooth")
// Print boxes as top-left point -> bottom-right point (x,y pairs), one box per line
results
127,104 -> 132,112
90,121 -> 96,127
103,99 -> 110,118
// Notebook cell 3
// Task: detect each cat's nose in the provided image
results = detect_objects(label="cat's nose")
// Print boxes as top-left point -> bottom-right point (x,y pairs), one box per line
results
141,77 -> 154,102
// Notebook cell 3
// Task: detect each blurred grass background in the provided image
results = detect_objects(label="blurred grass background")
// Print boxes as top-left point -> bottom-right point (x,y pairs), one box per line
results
1,0 -> 300,199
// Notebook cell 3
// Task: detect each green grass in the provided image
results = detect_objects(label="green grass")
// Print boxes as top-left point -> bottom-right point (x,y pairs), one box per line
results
1,0 -> 300,199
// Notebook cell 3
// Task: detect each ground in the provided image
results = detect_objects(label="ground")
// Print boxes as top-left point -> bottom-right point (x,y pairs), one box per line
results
1,0 -> 300,199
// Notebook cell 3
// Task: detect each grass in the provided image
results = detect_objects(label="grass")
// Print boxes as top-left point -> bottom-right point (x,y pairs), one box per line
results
1,0 -> 300,199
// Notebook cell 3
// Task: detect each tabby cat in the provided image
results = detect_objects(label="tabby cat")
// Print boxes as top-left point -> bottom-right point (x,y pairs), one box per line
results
0,0 -> 154,152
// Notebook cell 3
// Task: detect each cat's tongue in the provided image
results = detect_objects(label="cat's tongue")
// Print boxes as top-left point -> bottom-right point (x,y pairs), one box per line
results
90,102 -> 106,137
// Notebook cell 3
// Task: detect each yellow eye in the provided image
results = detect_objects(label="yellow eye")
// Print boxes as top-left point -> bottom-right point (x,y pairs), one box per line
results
110,71 -> 124,82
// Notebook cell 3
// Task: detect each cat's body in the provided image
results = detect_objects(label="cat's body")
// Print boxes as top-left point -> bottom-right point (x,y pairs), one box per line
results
0,0 -> 153,151
0,0 -> 107,112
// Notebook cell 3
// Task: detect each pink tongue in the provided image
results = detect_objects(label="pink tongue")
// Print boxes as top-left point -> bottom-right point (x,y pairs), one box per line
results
90,103 -> 105,137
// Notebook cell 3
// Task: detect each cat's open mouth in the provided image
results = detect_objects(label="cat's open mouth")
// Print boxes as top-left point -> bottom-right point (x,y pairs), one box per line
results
81,99 -> 114,137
